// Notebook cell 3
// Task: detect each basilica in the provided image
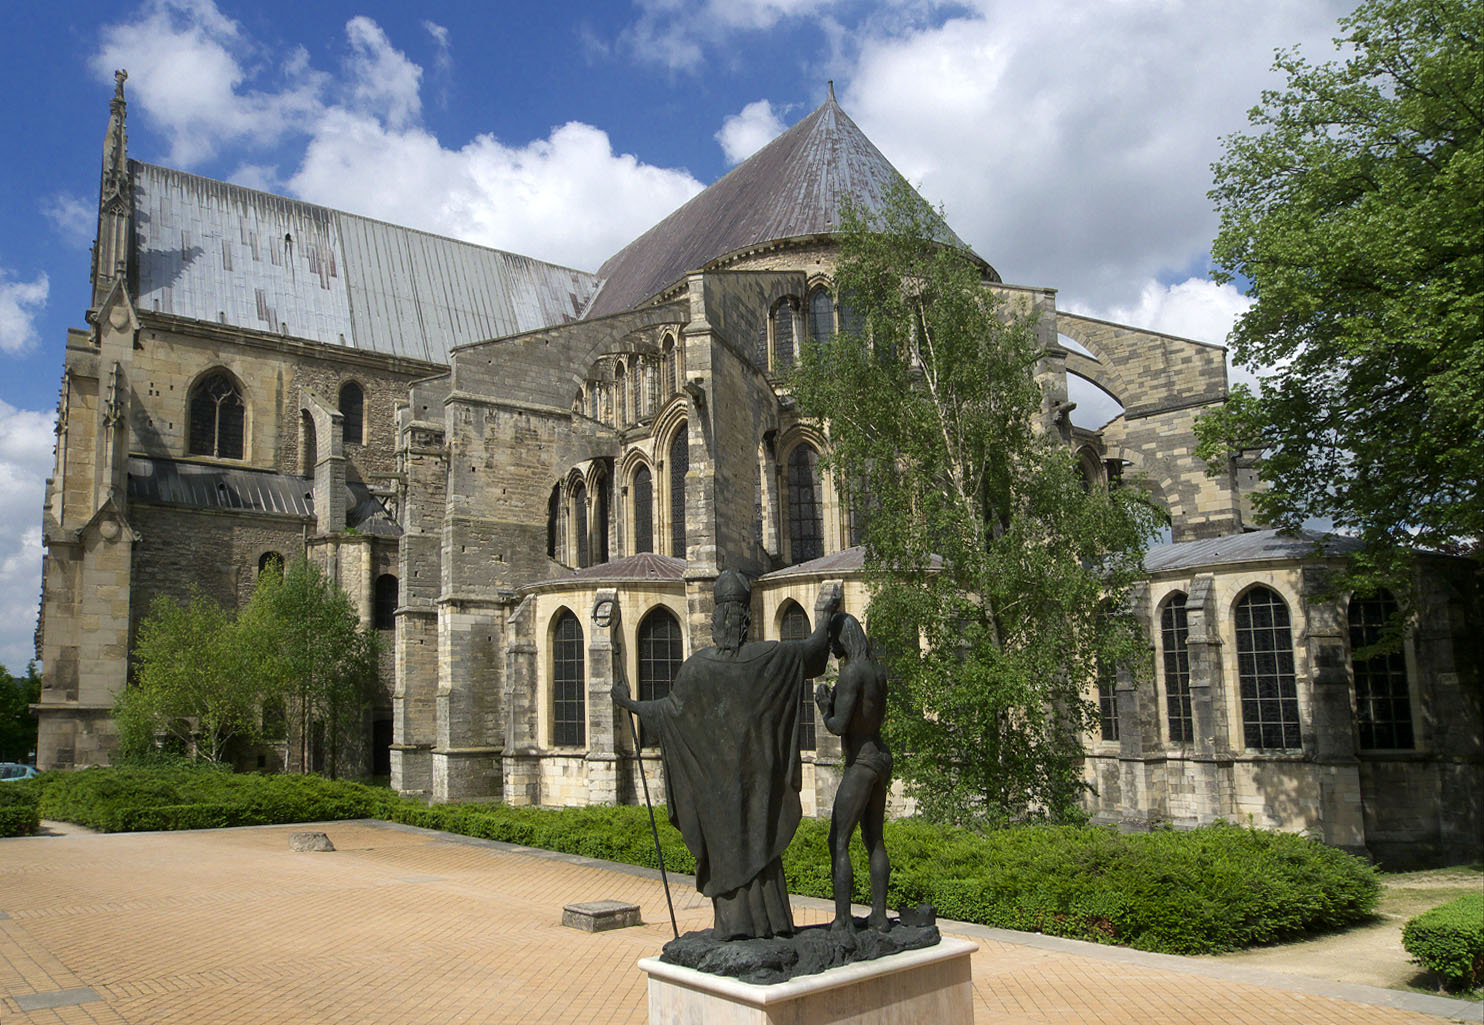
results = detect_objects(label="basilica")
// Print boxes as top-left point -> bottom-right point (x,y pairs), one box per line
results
35,77 -> 1480,867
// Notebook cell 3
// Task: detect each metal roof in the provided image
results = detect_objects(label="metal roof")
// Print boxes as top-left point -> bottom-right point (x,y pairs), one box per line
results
1143,529 -> 1363,575
130,162 -> 603,364
126,456 -> 400,536
586,94 -> 990,319
757,546 -> 943,580
543,552 -> 686,585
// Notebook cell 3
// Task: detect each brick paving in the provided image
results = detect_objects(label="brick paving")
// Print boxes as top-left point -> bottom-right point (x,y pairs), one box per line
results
1,821 -> 1477,1025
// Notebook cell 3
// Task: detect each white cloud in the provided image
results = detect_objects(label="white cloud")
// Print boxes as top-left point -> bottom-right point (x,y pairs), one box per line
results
839,0 -> 1355,313
716,100 -> 787,165
0,267 -> 49,355
43,195 -> 95,248
622,0 -> 846,71
289,112 -> 703,271
344,16 -> 422,129
0,401 -> 55,674
91,0 -> 326,166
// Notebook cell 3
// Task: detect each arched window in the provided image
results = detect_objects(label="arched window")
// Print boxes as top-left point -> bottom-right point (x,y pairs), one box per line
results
662,334 -> 677,396
838,296 -> 865,338
614,363 -> 627,425
1161,593 -> 1193,743
780,602 -> 815,751
632,465 -> 653,554
373,574 -> 398,631
300,411 -> 316,477
846,470 -> 872,548
631,357 -> 644,419
1348,589 -> 1413,749
1235,587 -> 1301,750
547,483 -> 561,559
786,444 -> 824,565
257,551 -> 284,578
773,300 -> 796,372
808,288 -> 835,345
637,608 -> 683,747
1077,450 -> 1101,492
339,382 -> 364,445
1097,663 -> 1120,741
594,474 -> 610,565
188,371 -> 245,459
552,610 -> 585,747
572,481 -> 589,568
669,424 -> 688,559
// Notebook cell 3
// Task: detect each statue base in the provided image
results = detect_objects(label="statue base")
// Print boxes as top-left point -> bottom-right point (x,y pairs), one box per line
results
638,936 -> 977,1025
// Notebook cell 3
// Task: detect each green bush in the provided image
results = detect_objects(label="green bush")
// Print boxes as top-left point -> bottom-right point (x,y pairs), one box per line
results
0,783 -> 40,837
35,767 -> 1378,956
1402,893 -> 1484,991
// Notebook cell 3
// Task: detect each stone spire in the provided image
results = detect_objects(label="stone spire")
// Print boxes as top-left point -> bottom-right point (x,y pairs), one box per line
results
93,70 -> 132,309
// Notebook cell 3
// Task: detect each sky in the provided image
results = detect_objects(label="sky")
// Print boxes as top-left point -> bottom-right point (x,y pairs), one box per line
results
0,0 -> 1359,673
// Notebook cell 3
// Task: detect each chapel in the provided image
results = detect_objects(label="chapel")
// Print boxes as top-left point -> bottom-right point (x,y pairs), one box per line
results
35,76 -> 1480,867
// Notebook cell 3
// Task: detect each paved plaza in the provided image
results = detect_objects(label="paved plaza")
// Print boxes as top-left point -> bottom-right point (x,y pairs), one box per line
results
1,820 -> 1478,1025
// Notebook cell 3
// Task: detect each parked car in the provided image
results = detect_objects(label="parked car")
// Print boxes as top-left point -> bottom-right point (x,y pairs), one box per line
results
0,762 -> 38,781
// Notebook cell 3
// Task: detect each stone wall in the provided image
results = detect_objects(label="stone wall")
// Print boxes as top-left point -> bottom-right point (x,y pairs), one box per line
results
1082,556 -> 1482,865
126,316 -> 438,483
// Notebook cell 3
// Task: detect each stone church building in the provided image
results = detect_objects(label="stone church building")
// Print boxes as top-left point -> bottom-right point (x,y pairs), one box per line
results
35,78 -> 1480,866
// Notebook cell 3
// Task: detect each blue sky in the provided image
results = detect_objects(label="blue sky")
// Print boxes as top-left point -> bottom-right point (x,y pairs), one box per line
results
0,0 -> 1357,671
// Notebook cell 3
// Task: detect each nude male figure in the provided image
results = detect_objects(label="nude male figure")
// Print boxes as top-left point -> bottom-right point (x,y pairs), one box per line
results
815,611 -> 892,933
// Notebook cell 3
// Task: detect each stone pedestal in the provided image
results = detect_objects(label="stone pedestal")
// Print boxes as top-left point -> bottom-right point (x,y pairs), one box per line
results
639,937 -> 977,1025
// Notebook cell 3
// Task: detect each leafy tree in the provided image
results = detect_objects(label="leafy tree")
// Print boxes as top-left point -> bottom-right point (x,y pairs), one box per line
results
116,592 -> 265,764
0,661 -> 42,762
791,184 -> 1163,827
1197,0 -> 1483,582
241,557 -> 379,779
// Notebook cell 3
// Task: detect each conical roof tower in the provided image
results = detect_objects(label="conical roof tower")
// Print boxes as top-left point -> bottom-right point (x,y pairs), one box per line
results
585,85 -> 995,318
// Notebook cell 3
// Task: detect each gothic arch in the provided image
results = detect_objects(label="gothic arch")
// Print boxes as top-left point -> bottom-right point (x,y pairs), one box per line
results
338,380 -> 365,445
620,451 -> 656,557
186,366 -> 250,460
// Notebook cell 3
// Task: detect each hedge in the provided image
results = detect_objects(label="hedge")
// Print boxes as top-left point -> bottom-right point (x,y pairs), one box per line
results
29,766 -> 1380,956
1402,893 -> 1484,991
35,766 -> 401,832
390,801 -> 1376,955
0,783 -> 40,837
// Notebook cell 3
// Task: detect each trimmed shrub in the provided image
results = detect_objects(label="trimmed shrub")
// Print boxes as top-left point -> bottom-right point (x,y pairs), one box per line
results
36,766 -> 400,832
1402,893 -> 1484,991
0,783 -> 40,837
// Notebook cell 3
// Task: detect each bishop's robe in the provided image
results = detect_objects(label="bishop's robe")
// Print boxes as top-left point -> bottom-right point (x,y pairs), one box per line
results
641,638 -> 822,939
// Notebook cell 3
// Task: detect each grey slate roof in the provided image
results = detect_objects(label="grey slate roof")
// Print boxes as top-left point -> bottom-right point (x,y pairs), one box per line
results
1143,528 -> 1363,575
126,456 -> 400,536
585,95 -> 991,319
130,162 -> 603,365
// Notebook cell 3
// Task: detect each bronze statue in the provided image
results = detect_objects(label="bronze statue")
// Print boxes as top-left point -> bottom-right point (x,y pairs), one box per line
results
612,570 -> 839,939
816,612 -> 892,933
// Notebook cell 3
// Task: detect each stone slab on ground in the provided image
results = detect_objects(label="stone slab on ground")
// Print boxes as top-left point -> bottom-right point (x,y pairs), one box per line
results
288,830 -> 335,852
563,900 -> 643,932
